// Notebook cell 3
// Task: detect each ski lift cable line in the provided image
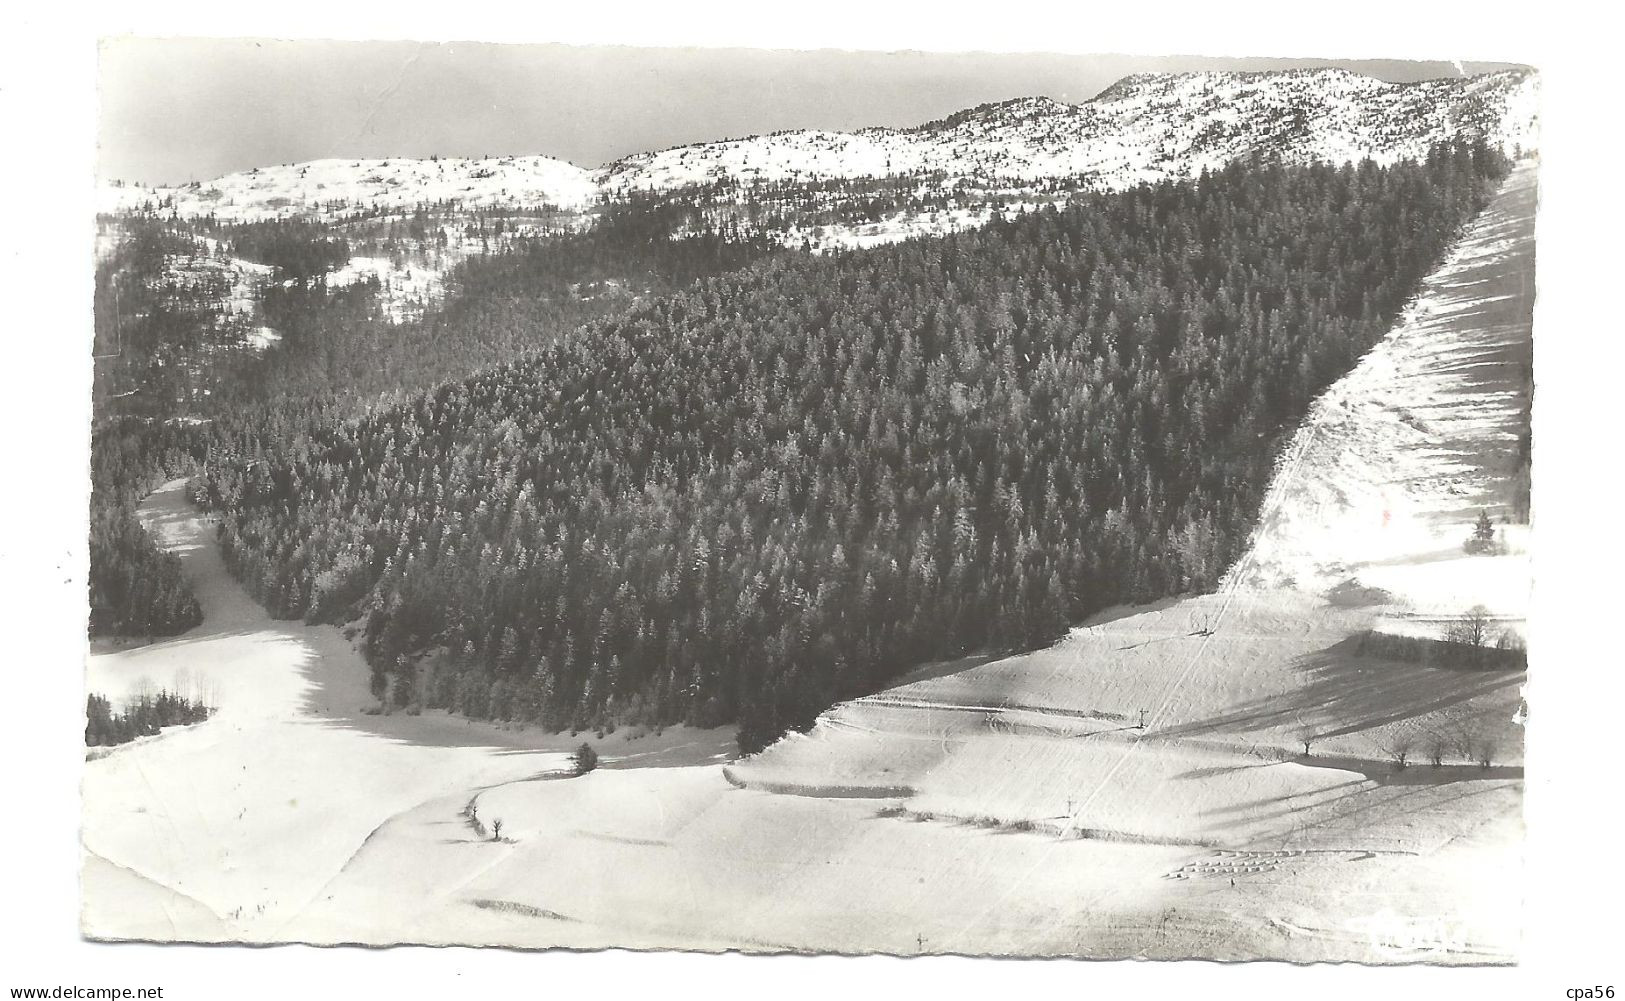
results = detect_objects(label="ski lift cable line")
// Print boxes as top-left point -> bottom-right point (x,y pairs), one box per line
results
1065,419 -> 1322,822
949,419 -> 1323,939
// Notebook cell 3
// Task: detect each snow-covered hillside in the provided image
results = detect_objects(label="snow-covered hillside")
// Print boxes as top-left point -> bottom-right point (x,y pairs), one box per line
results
600,68 -> 1537,194
99,154 -> 597,222
1233,159 -> 1536,622
100,68 -> 1537,224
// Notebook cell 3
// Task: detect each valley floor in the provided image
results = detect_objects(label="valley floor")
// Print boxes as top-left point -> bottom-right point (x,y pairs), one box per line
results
81,161 -> 1535,962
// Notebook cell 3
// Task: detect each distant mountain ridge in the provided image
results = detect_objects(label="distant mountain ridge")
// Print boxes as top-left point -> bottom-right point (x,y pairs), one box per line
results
101,67 -> 1537,222
602,68 -> 1535,193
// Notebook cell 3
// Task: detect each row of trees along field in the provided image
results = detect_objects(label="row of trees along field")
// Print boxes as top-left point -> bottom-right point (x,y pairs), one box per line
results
85,689 -> 212,746
192,143 -> 1510,751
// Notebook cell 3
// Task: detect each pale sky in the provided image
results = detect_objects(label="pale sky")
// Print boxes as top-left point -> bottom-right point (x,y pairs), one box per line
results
97,38 -> 1527,185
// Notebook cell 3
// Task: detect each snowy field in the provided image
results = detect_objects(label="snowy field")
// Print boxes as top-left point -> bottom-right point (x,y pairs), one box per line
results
323,255 -> 445,323
81,480 -> 735,943
83,161 -> 1534,961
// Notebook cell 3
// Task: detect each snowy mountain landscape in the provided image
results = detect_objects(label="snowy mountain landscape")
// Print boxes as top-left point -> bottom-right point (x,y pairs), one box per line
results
107,68 -> 1538,218
94,67 -> 1538,331
84,58 -> 1537,962
95,67 -> 1538,333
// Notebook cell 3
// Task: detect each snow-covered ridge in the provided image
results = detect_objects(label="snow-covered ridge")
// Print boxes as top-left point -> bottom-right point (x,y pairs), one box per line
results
101,154 -> 598,222
101,68 -> 1537,222
599,67 -> 1538,194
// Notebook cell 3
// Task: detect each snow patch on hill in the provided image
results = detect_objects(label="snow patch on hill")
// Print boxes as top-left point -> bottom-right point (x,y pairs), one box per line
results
326,256 -> 445,323
784,203 -> 1040,252
153,240 -> 274,317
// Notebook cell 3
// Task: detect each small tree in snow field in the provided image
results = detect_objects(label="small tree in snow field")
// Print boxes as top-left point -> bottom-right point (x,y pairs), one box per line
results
1463,510 -> 1498,555
572,742 -> 598,776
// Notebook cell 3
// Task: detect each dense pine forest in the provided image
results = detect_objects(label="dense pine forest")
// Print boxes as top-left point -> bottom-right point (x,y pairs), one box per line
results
87,202 -> 781,639
93,218 -> 257,419
176,143 -> 1510,751
88,505 -> 202,637
233,208 -> 782,405
220,219 -> 352,279
88,420 -> 203,637
89,214 -> 251,636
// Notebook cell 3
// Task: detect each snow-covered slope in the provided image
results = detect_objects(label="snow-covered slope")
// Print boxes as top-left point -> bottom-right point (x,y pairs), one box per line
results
599,68 -> 1538,194
100,68 -> 1537,223
100,154 -> 598,221
1231,158 -> 1536,628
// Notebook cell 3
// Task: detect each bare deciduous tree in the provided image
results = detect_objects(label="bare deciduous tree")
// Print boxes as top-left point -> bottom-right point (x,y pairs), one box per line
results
1445,604 -> 1494,664
1382,734 -> 1414,770
1292,711 -> 1316,757
1428,734 -> 1448,768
